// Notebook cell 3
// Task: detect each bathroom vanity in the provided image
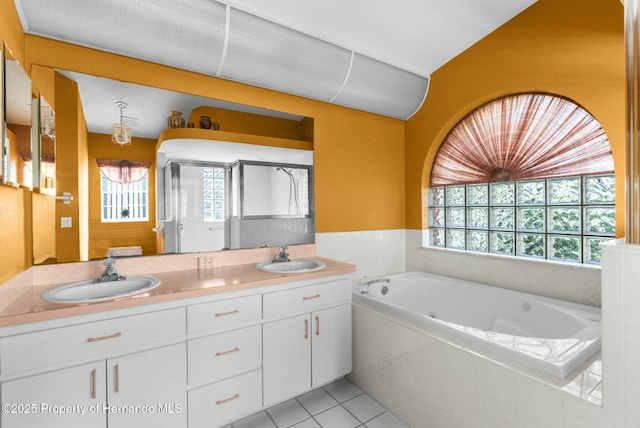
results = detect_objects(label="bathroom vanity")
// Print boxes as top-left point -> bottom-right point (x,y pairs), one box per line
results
0,258 -> 353,428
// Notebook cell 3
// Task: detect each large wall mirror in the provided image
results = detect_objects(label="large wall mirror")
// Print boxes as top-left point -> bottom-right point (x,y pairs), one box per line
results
3,43 -> 32,187
28,69 -> 314,264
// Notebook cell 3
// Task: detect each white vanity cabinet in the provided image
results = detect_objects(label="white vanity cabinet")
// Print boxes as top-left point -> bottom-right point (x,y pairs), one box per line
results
0,308 -> 187,428
0,271 -> 353,428
186,295 -> 263,428
1,362 -> 108,428
262,278 -> 352,406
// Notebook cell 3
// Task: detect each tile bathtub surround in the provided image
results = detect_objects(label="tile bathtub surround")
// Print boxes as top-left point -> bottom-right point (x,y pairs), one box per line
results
350,303 -> 605,428
227,378 -> 409,428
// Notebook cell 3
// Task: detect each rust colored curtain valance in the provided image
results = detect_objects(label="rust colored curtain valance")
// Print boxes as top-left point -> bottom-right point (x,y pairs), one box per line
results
430,93 -> 614,186
97,159 -> 151,184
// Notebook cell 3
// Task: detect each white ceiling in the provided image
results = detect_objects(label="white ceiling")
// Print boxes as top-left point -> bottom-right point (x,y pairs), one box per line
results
12,0 -> 537,137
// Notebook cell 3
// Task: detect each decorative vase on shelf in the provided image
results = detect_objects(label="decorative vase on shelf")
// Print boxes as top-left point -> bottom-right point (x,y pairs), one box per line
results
187,121 -> 194,128
167,111 -> 186,128
199,115 -> 212,129
212,122 -> 220,131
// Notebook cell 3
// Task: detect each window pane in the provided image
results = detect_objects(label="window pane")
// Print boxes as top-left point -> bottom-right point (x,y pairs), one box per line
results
548,207 -> 581,234
584,237 -> 613,265
428,207 -> 445,227
446,186 -> 465,206
491,207 -> 515,230
467,207 -> 488,229
491,232 -> 514,255
467,184 -> 488,206
490,182 -> 515,205
548,235 -> 581,263
517,180 -> 545,205
446,208 -> 466,228
584,206 -> 616,236
468,230 -> 488,252
428,187 -> 445,207
548,177 -> 581,204
429,228 -> 445,247
100,174 -> 148,222
517,233 -> 545,258
446,229 -> 466,249
585,175 -> 615,204
517,207 -> 545,232
427,171 -> 615,266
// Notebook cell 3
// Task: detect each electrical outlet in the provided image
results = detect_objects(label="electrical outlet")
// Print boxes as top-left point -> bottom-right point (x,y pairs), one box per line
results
198,255 -> 217,270
61,217 -> 72,228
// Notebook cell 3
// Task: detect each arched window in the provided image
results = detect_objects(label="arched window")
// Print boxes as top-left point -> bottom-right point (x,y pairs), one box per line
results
427,93 -> 615,265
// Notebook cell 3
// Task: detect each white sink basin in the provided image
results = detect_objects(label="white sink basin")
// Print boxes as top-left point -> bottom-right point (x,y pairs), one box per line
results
42,276 -> 161,304
256,259 -> 326,274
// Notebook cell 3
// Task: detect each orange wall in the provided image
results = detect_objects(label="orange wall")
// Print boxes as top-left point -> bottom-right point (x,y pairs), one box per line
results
0,186 -> 27,282
406,0 -> 625,234
88,133 -> 157,260
32,191 -> 55,264
54,72 -> 88,262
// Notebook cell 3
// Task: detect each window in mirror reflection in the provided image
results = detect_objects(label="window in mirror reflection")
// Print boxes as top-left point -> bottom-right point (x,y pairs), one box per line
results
98,159 -> 151,222
203,167 -> 225,222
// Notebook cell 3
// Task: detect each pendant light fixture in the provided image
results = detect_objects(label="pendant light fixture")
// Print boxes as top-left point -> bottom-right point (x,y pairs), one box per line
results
112,101 -> 132,145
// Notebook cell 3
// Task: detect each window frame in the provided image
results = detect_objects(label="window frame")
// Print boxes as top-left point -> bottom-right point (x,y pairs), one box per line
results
100,171 -> 149,223
427,173 -> 616,265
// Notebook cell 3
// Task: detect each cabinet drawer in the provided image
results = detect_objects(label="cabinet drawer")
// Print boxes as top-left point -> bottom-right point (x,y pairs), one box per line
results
188,369 -> 262,428
263,279 -> 351,320
188,325 -> 261,386
187,294 -> 261,336
0,308 -> 185,377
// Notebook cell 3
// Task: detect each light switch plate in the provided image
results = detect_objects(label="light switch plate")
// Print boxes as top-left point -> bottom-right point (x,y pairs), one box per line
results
61,217 -> 72,228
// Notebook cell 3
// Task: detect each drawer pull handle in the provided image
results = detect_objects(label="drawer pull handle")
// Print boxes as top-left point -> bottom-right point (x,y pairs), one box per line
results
304,318 -> 309,339
215,347 -> 240,357
216,393 -> 240,405
303,294 -> 320,301
87,332 -> 122,342
316,316 -> 320,336
214,309 -> 240,317
91,368 -> 97,399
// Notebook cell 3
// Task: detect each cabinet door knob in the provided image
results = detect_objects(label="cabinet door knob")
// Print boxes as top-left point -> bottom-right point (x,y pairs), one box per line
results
315,316 -> 320,336
304,318 -> 309,339
303,294 -> 320,301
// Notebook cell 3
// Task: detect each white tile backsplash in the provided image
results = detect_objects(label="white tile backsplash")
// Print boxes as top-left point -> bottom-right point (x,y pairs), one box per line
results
316,230 -> 406,280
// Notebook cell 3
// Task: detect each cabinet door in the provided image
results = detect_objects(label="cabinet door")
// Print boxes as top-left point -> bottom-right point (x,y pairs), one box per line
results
106,343 -> 187,428
263,314 -> 311,407
312,304 -> 352,388
0,362 -> 106,428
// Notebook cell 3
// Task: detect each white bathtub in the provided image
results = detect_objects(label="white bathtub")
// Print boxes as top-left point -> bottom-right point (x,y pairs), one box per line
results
352,271 -> 601,379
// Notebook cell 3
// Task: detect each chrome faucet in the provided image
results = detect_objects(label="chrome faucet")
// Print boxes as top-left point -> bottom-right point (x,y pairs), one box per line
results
272,245 -> 290,263
360,277 -> 390,295
95,251 -> 126,283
